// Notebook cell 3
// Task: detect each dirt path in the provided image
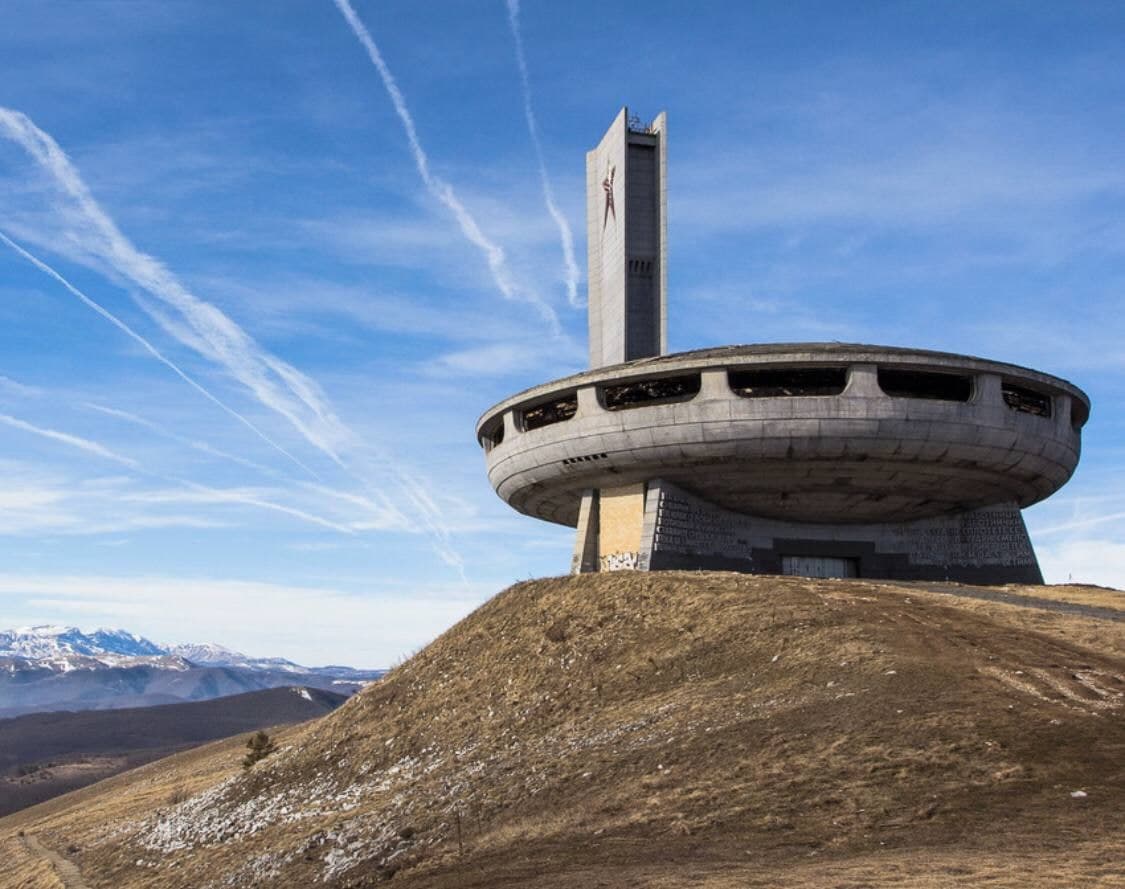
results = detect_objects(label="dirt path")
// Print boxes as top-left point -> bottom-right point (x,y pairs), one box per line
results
20,833 -> 91,889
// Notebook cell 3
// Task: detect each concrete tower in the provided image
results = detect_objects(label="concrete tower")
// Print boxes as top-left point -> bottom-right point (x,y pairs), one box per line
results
586,108 -> 667,368
477,109 -> 1089,584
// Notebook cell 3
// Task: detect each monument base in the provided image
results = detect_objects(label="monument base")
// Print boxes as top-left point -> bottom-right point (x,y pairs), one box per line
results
572,479 -> 1043,585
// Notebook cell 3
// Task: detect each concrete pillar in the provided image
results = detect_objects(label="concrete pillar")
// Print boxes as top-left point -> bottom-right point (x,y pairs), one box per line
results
699,368 -> 729,400
576,385 -> 600,418
570,490 -> 599,574
844,364 -> 881,398
1054,394 -> 1073,434
975,373 -> 1002,405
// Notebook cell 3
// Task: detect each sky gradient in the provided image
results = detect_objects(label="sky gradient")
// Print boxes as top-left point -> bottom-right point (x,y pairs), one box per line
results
0,0 -> 1122,666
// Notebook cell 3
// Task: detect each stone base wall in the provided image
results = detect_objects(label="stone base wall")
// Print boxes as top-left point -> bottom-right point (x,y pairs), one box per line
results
579,478 -> 1043,585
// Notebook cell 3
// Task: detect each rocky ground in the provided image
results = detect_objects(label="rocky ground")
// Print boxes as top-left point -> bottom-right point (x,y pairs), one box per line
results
1,572 -> 1122,888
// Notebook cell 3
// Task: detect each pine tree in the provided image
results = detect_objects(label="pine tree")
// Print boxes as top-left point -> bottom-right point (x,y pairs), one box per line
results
241,730 -> 276,769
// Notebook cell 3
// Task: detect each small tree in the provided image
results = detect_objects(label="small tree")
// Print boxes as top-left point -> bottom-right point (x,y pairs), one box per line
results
242,730 -> 276,770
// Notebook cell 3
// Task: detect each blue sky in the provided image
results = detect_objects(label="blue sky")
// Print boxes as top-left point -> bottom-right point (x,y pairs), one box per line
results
0,1 -> 1122,666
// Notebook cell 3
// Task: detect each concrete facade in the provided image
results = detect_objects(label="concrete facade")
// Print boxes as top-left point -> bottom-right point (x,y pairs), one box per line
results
637,479 -> 1042,584
478,344 -> 1087,527
586,108 -> 667,367
478,110 -> 1091,584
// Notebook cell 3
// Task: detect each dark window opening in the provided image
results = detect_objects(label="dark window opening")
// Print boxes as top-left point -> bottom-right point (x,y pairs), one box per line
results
1002,383 -> 1052,418
601,375 -> 701,410
728,367 -> 846,398
521,394 -> 578,431
877,368 -> 971,402
479,418 -> 504,451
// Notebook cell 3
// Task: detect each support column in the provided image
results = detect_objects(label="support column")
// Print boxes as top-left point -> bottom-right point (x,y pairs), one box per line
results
570,490 -> 600,574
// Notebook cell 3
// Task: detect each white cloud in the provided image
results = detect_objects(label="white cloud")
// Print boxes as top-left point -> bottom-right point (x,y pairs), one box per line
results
1036,538 -> 1125,591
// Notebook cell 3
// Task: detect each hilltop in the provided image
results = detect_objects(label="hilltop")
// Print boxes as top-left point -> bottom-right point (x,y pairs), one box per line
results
2,573 -> 1123,888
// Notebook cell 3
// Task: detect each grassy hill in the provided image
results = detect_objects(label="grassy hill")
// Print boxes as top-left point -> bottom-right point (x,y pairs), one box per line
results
2,573 -> 1123,888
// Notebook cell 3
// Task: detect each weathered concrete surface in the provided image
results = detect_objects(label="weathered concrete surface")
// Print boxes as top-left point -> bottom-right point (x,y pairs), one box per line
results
586,108 -> 667,367
639,479 -> 1044,586
478,344 -> 1088,528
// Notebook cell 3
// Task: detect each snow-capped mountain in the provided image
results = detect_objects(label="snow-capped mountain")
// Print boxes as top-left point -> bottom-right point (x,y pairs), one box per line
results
0,626 -> 165,661
168,642 -> 304,673
0,626 -> 385,717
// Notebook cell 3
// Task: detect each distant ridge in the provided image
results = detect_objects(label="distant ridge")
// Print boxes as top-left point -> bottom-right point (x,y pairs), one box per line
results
0,625 -> 384,717
0,685 -> 346,817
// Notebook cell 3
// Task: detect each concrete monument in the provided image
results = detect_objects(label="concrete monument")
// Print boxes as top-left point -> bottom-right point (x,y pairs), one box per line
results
477,108 -> 1089,584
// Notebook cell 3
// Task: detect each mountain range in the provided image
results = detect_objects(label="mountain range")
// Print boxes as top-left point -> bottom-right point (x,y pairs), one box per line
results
0,625 -> 384,717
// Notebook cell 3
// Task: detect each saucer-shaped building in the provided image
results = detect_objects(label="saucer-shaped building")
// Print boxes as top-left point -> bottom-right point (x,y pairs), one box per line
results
477,109 -> 1089,583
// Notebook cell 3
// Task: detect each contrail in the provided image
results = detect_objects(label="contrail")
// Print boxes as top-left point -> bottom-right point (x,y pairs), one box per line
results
505,0 -> 582,307
0,230 -> 318,480
83,402 -> 286,481
134,482 -> 361,536
0,108 -> 464,569
330,0 -> 561,334
0,107 -> 352,468
1033,511 -> 1125,536
0,408 -> 360,536
0,412 -> 141,471
86,402 -> 412,532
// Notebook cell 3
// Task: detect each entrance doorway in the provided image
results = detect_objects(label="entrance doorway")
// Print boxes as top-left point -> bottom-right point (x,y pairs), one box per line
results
781,555 -> 859,579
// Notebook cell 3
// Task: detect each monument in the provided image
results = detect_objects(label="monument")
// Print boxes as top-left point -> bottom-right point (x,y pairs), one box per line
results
477,108 -> 1089,583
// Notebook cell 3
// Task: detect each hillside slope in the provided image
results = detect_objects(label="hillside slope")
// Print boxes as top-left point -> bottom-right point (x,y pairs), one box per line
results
2,573 -> 1123,888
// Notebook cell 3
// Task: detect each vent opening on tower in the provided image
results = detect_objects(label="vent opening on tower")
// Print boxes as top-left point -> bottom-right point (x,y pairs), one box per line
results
600,375 -> 701,410
728,367 -> 847,398
520,394 -> 578,431
877,368 -> 972,402
1002,383 -> 1052,418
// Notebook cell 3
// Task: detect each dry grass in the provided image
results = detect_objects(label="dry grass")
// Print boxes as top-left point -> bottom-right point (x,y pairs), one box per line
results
2,837 -> 67,889
1,573 -> 1122,888
1006,583 -> 1125,612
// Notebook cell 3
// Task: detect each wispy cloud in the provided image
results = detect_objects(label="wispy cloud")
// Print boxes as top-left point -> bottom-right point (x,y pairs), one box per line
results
0,406 -> 403,538
0,107 -> 464,572
84,402 -> 285,480
0,375 -> 44,399
0,107 -> 349,468
504,0 -> 581,307
330,0 -> 561,333
0,412 -> 141,471
0,228 -> 315,479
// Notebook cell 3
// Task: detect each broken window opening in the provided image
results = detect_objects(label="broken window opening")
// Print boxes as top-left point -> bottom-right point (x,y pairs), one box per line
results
479,418 -> 505,451
521,394 -> 578,431
600,375 -> 701,410
728,367 -> 846,398
1001,383 -> 1052,418
877,368 -> 972,402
